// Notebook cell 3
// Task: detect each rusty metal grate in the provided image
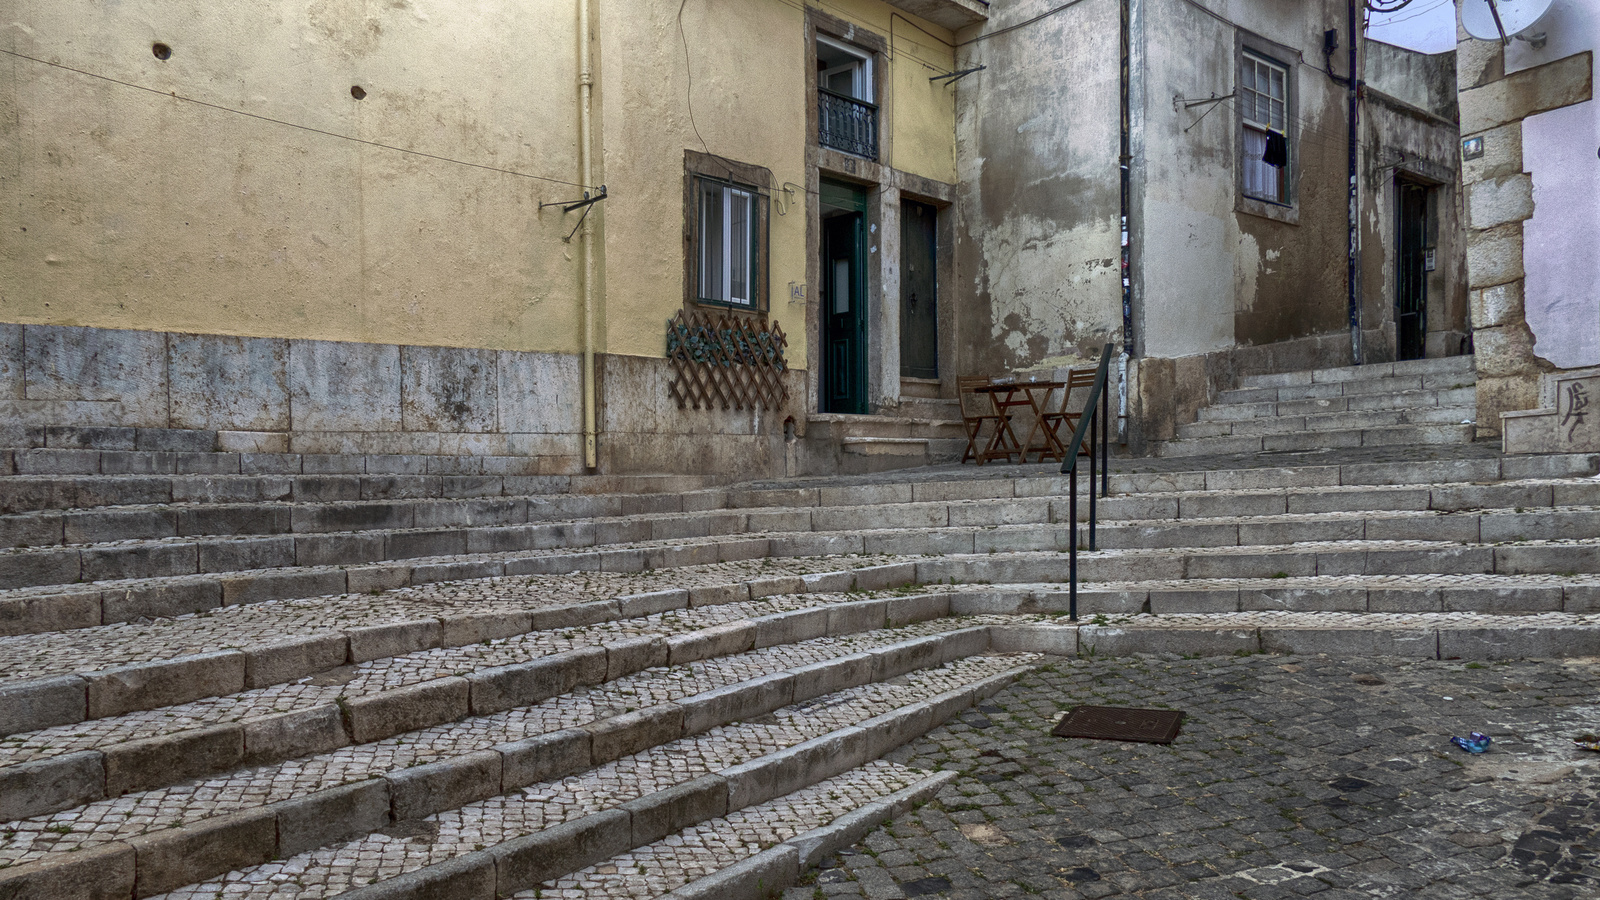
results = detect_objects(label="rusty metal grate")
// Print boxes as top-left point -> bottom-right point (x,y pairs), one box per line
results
1052,706 -> 1185,744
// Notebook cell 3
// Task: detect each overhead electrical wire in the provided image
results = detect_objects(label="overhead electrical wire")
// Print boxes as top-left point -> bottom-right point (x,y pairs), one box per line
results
1366,0 -> 1451,29
0,46 -> 600,191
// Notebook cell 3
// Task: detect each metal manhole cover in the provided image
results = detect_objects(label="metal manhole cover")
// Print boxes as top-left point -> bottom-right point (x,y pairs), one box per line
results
1052,705 -> 1185,744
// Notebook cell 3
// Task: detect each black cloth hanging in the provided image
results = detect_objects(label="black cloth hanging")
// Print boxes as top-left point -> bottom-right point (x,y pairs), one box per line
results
1262,130 -> 1288,168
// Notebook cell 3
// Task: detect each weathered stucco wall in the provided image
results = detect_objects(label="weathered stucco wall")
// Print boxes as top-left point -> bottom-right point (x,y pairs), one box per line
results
1457,0 -> 1595,437
0,0 -> 959,477
1141,0 -> 1354,360
1503,1 -> 1600,371
952,0 -> 1123,377
1,0 -> 583,353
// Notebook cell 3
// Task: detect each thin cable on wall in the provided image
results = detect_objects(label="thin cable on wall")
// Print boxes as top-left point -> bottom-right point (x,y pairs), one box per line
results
678,0 -> 711,157
0,47 -> 599,191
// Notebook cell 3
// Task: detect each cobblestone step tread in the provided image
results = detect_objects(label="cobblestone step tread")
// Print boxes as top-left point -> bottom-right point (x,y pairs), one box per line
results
71,654 -> 1033,899
0,625 -> 1006,862
526,762 -> 949,900
0,592 -> 964,772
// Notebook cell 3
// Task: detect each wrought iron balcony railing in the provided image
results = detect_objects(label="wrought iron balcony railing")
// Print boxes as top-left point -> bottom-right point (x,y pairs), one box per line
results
818,89 -> 878,161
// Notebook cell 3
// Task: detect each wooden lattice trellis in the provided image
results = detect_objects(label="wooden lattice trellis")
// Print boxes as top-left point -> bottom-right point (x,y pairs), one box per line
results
666,309 -> 789,411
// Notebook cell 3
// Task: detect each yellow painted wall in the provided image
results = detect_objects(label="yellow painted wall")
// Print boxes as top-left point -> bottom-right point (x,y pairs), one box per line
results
2,0 -> 958,363
827,0 -> 958,184
594,0 -> 810,360
596,0 -> 956,362
1,0 -> 584,353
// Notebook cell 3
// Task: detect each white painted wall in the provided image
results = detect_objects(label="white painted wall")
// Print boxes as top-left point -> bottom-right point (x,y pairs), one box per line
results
1504,0 -> 1600,368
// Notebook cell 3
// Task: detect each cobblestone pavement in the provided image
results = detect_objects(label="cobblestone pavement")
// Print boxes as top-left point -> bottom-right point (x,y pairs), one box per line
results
793,654 -> 1600,900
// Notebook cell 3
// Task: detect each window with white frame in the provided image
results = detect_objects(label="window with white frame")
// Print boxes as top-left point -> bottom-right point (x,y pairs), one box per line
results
697,177 -> 759,308
1240,51 -> 1289,204
817,35 -> 872,102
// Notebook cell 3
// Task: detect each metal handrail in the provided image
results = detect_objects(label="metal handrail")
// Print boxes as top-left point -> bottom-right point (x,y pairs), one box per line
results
1060,342 -> 1115,621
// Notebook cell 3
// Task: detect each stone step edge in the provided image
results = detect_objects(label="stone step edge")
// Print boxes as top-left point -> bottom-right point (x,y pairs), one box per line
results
0,562 -> 926,736
952,578 -> 1600,617
980,618 -> 1600,660
0,595 -> 959,821
333,666 -> 1028,900
0,528 -> 899,634
11,468 -> 1600,628
9,525 -> 1600,714
0,651 -> 1028,900
1152,424 -> 1478,456
3,449 -> 1595,525
662,770 -> 959,900
11,476 -> 1599,561
1177,408 -> 1477,436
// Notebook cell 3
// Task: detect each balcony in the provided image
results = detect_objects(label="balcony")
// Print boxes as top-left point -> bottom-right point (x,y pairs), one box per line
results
818,89 -> 879,161
882,0 -> 988,30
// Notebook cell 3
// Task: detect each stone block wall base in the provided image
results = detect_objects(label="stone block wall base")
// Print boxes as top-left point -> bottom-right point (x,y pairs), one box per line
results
1502,369 -> 1600,453
0,323 -> 806,479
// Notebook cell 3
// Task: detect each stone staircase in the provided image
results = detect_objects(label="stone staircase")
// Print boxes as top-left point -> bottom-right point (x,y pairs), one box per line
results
7,354 -> 1600,899
800,410 -> 964,476
1154,354 -> 1478,457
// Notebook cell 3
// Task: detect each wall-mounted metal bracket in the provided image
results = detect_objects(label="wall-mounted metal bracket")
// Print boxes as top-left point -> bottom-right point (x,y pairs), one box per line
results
540,184 -> 608,213
1176,92 -> 1235,109
930,65 -> 985,84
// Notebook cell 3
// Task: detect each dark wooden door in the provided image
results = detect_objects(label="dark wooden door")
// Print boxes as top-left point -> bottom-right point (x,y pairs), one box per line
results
1396,181 -> 1428,361
823,212 -> 867,414
900,199 -> 938,379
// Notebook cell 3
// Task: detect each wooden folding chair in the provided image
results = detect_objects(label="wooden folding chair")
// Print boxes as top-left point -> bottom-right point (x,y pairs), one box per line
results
958,375 -> 1004,464
1039,368 -> 1099,457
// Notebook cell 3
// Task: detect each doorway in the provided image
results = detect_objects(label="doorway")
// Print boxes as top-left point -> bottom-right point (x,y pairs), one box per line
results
1396,179 -> 1432,361
900,199 -> 938,379
821,180 -> 868,414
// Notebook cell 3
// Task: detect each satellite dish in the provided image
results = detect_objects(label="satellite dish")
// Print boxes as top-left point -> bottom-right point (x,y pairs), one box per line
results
1460,0 -> 1555,46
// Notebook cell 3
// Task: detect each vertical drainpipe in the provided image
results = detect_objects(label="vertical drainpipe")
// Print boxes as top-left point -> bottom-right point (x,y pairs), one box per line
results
1346,0 -> 1362,365
578,0 -> 599,471
1120,0 -> 1132,358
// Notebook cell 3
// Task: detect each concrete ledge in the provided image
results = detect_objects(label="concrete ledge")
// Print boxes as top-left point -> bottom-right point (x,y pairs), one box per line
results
0,839 -> 135,900
274,779 -> 392,858
0,673 -> 87,737
0,751 -> 105,822
787,770 -> 958,870
85,650 -> 246,719
722,726 -> 870,810
681,672 -> 796,735
499,728 -> 592,790
389,750 -> 503,821
492,808 -> 633,893
621,774 -> 730,846
664,844 -> 800,900
343,677 -> 470,744
104,723 -> 244,797
128,805 -> 278,898
585,704 -> 686,764
467,647 -> 606,716
1440,626 -> 1600,660
337,849 -> 497,900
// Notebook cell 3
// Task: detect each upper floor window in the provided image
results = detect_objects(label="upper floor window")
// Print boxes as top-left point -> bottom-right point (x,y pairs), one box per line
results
818,35 -> 873,102
817,35 -> 878,160
1240,51 -> 1289,205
